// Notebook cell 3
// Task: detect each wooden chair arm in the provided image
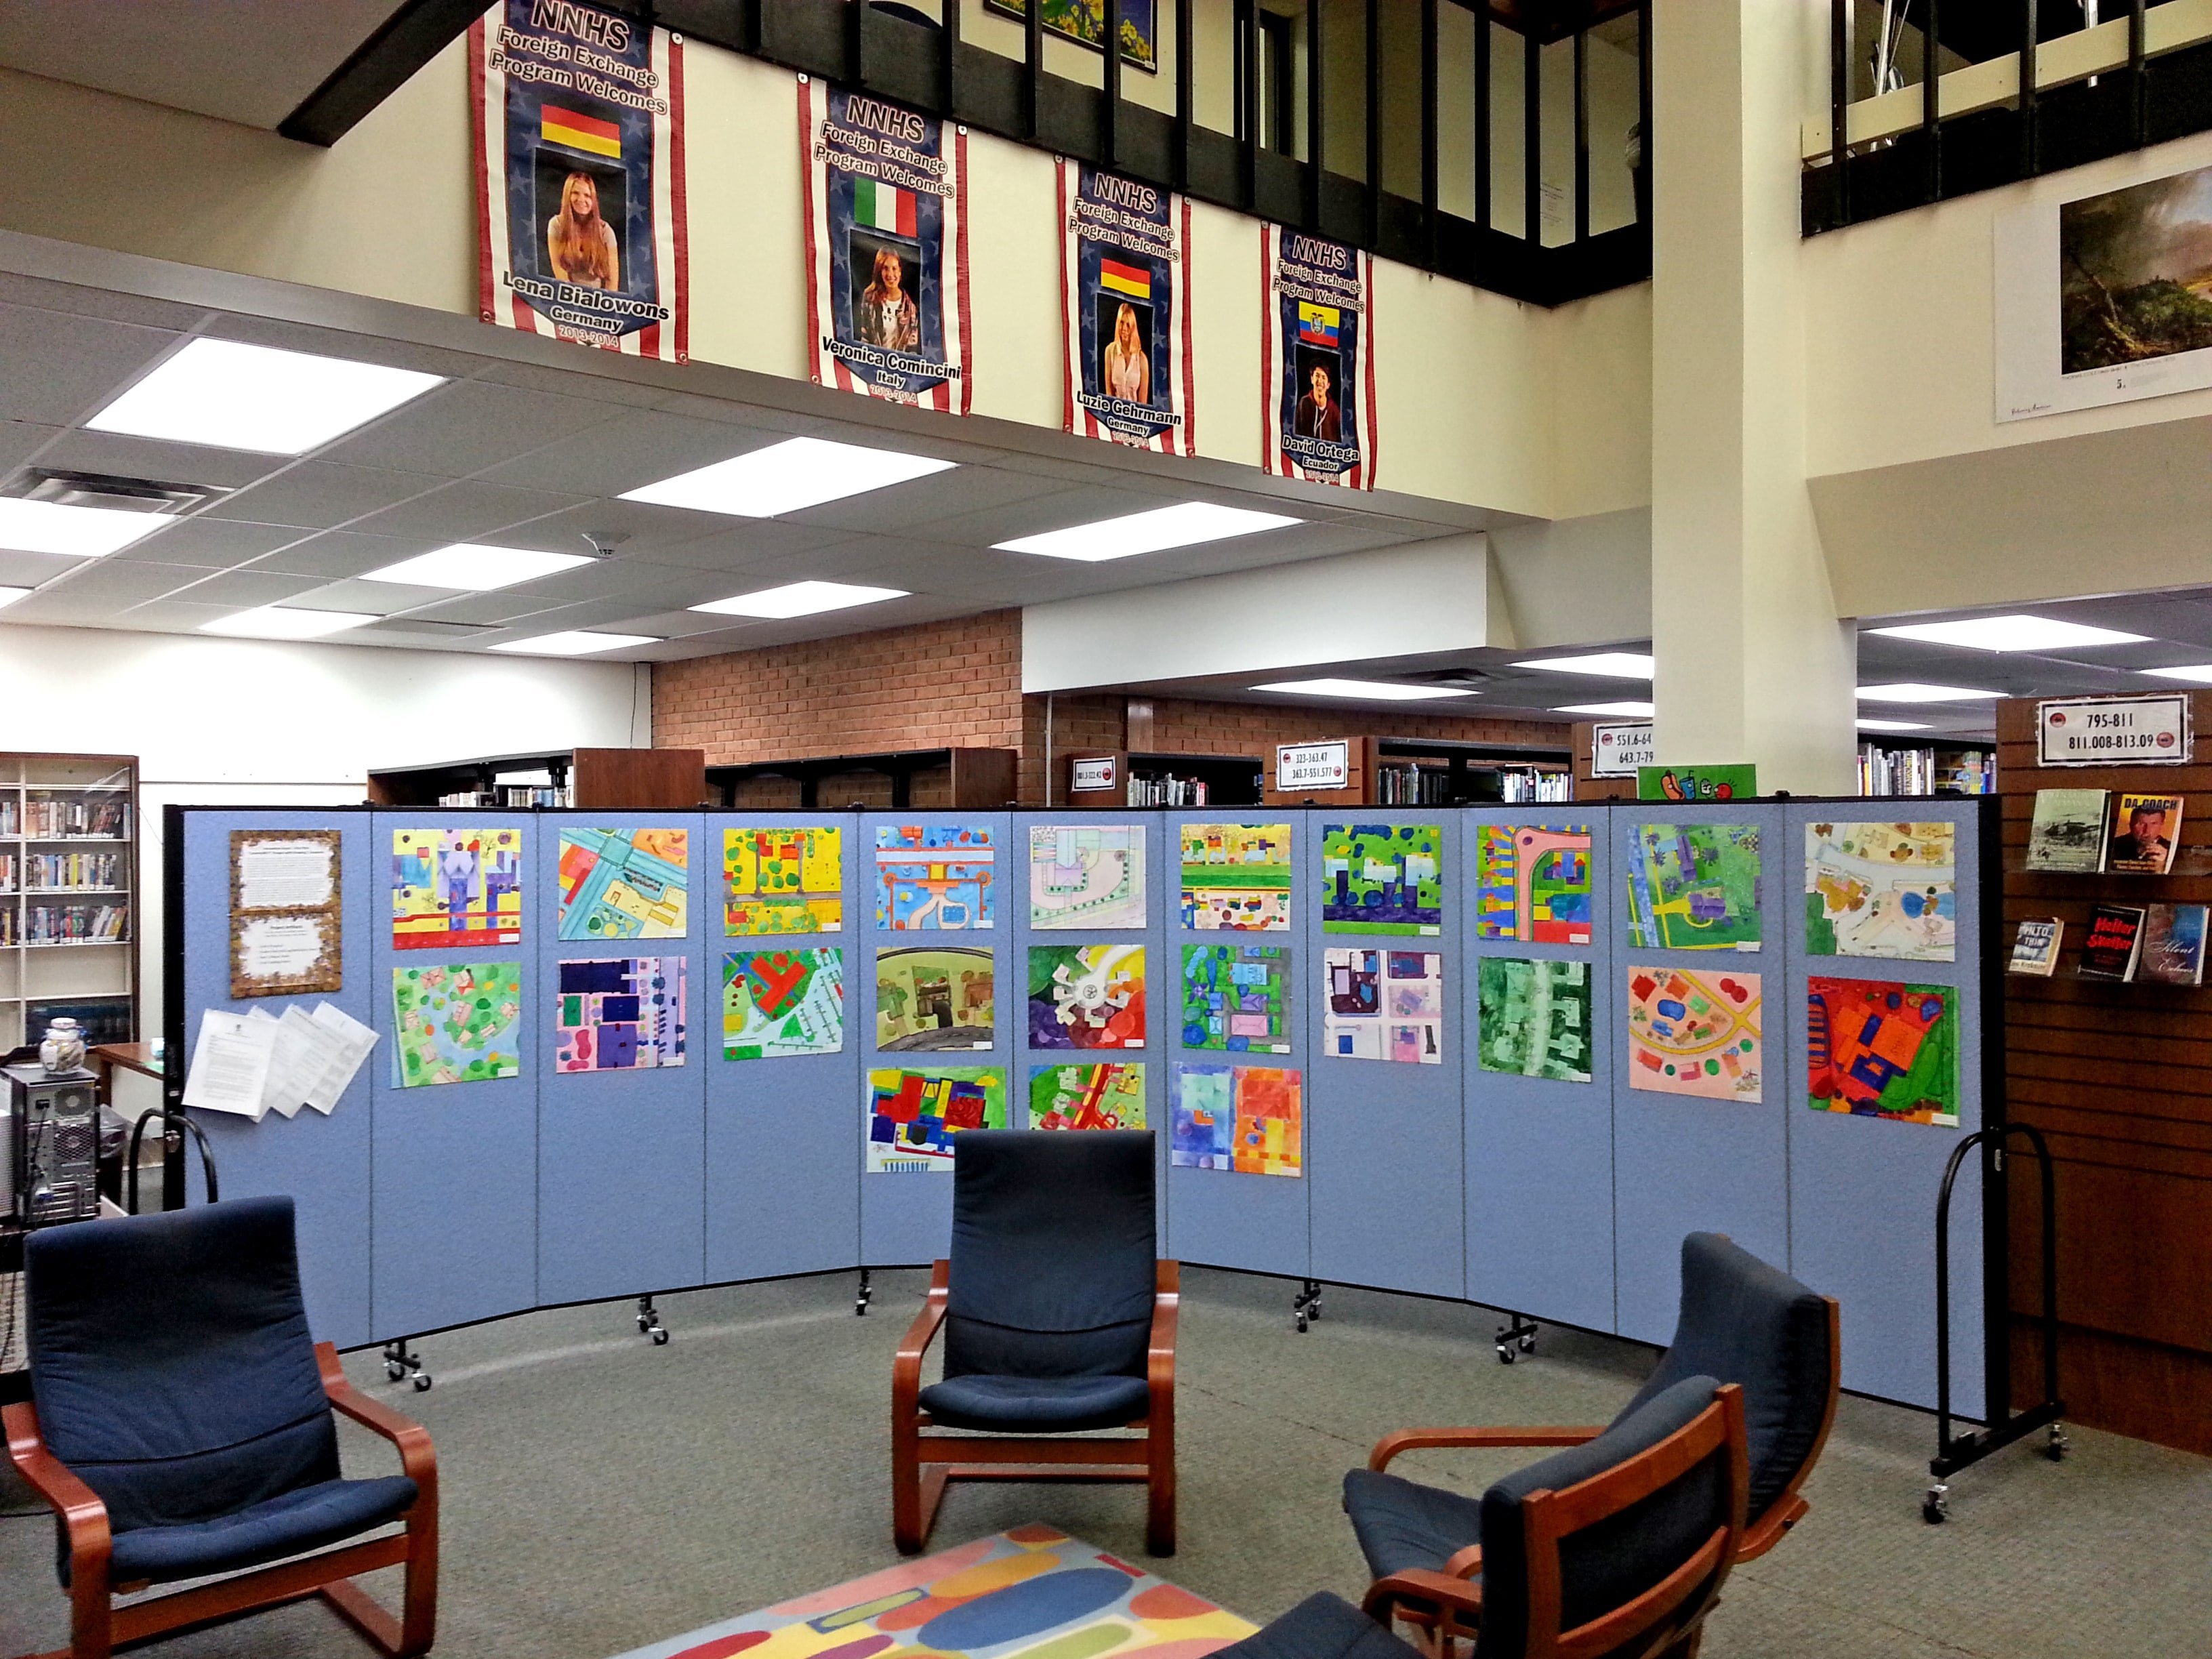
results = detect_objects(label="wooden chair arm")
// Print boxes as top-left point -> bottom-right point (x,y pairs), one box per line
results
1368,1425 -> 1605,1472
1363,1566 -> 1486,1624
4,1399 -> 114,1574
894,1261 -> 951,1411
317,1342 -> 439,1490
1736,1492 -> 1808,1563
1147,1261 -> 1179,1405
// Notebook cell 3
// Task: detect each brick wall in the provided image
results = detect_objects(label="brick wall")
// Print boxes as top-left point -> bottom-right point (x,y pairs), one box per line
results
1143,697 -> 1566,764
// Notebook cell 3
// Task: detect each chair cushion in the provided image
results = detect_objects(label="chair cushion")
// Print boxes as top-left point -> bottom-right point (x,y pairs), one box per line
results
27,1197 -> 340,1537
1210,1593 -> 1422,1659
1616,1232 -> 1831,1519
1476,1374 -> 1724,1659
918,1372 -> 1152,1432
75,1475 -> 417,1589
1342,1466 -> 1486,1580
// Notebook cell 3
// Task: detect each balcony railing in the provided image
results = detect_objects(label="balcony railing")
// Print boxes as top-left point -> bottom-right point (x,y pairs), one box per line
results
655,0 -> 1652,306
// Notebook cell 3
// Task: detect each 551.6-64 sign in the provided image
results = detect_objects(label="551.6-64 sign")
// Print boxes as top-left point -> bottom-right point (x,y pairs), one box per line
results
2037,693 -> 2192,766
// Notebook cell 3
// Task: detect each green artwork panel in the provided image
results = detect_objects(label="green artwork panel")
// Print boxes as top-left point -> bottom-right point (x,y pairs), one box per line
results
1807,977 -> 1959,1127
723,948 -> 846,1060
1476,956 -> 1593,1084
1321,821 -> 1444,935
1623,822 -> 1762,951
1180,943 -> 1290,1053
392,960 -> 523,1087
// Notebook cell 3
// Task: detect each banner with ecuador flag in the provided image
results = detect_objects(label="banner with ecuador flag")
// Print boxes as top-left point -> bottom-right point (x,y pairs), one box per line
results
1059,160 -> 1194,453
469,0 -> 687,359
1261,224 -> 1376,489
801,79 -> 972,411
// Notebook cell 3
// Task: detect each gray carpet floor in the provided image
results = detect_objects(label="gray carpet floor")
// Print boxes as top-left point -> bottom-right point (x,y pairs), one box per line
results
3,1267 -> 2207,1658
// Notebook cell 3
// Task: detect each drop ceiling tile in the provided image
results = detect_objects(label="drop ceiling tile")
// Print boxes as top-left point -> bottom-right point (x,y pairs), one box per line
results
27,429 -> 288,493
473,359 -> 671,408
0,305 -> 180,426
131,568 -> 329,609
7,561 -> 209,611
488,499 -> 741,560
403,592 -> 574,627
291,577 -> 441,612
501,559 -> 729,607
346,478 -> 596,541
477,409 -> 774,497
204,317 -> 481,384
210,462 -> 444,529
0,275 -> 209,333
120,517 -> 315,569
603,608 -> 765,640
319,379 -> 618,478
0,550 -> 91,587
243,529 -> 438,579
788,464 -> 1075,534
597,517 -> 858,573
918,483 -> 1191,549
0,421 -> 62,474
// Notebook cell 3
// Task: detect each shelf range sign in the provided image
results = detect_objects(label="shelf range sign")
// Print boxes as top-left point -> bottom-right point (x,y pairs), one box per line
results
2037,692 -> 2192,766
1276,740 -> 1351,791
1590,721 -> 1654,778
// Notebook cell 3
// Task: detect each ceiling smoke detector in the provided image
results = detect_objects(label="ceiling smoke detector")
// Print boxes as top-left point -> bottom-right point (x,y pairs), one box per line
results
2,468 -> 226,515
579,530 -> 631,559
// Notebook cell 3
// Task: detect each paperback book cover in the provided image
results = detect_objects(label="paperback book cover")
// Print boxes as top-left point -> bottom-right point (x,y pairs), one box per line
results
2026,789 -> 2110,872
2007,918 -> 2064,977
2109,793 -> 2184,875
2140,903 -> 2209,986
2078,903 -> 2147,981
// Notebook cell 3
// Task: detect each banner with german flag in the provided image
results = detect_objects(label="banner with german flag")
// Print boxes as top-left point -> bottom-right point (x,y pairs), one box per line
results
1058,161 -> 1193,453
800,79 -> 971,413
469,0 -> 687,361
1261,225 -> 1376,489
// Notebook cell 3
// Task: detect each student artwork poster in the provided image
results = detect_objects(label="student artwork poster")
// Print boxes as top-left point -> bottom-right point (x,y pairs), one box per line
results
725,825 -> 842,935
392,827 -> 522,950
1806,977 -> 1958,1128
469,0 -> 686,359
1179,822 -> 1291,931
392,961 -> 523,1088
558,828 -> 687,940
555,956 -> 685,1071
1029,823 -> 1144,930
1262,224 -> 1376,488
1060,161 -> 1194,453
866,1067 -> 1006,1170
1029,1061 -> 1146,1131
723,949 -> 845,1060
800,80 -> 971,411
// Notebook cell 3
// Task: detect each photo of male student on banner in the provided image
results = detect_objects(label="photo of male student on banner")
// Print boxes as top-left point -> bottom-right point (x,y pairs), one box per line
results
1060,160 -> 1195,453
1261,225 -> 1377,489
469,0 -> 687,361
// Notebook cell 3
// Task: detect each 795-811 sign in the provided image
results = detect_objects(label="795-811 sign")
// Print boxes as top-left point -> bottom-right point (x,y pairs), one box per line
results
2037,693 -> 2193,766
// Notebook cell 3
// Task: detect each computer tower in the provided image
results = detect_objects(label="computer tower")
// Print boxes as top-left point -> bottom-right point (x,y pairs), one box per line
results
7,1063 -> 102,1227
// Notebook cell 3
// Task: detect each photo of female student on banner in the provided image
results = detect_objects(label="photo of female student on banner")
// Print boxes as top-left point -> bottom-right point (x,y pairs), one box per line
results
1059,159 -> 1195,453
469,0 -> 687,361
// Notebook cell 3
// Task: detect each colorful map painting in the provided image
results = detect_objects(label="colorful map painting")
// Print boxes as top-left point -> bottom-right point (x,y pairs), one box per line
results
555,956 -> 685,1071
1624,822 -> 1762,952
876,946 -> 995,1051
1627,966 -> 1762,1102
557,828 -> 688,941
723,948 -> 845,1059
866,1067 -> 1006,1171
1807,977 -> 1958,1126
1322,822 -> 1443,934
392,960 -> 522,1088
391,827 -> 522,949
1804,821 -> 1956,962
605,1526 -> 1256,1659
1030,823 -> 1145,930
1179,822 -> 1292,931
1477,956 -> 1592,1083
1322,947 -> 1442,1063
1172,1065 -> 1234,1168
1181,943 -> 1289,1052
1029,943 -> 1145,1049
1233,1065 -> 1302,1177
1475,823 -> 1593,944
724,825 -> 842,935
876,823 -> 996,930
1029,1061 -> 1147,1130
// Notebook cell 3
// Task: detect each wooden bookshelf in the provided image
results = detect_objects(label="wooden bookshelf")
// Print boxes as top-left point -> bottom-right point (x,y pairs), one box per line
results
0,753 -> 138,1050
367,747 -> 705,809
1261,735 -> 1572,807
1996,690 -> 2212,1453
1569,721 -> 1640,802
708,747 -> 1017,811
1061,751 -> 1263,808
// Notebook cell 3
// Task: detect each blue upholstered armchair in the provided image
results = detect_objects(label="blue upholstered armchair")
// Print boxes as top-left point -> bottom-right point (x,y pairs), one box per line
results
4,1197 -> 437,1659
893,1130 -> 1177,1556
1343,1233 -> 1837,1653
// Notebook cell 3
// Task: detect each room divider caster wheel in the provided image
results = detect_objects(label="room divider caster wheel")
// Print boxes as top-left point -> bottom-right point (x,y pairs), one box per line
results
2047,1424 -> 2070,1462
1519,1334 -> 1536,1355
652,1327 -> 670,1346
1496,1343 -> 1516,1365
386,1359 -> 407,1382
1294,1311 -> 1309,1333
1922,1484 -> 1948,1524
412,1372 -> 433,1393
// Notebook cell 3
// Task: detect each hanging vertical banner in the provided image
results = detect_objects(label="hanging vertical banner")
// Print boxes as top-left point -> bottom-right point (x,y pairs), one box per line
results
1261,226 -> 1377,489
800,79 -> 972,412
1059,161 -> 1194,453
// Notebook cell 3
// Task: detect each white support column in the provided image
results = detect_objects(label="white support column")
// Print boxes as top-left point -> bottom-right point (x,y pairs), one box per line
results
1649,0 -> 1857,794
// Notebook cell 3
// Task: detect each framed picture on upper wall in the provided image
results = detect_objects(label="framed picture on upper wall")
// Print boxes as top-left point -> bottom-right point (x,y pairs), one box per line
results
984,0 -> 1159,72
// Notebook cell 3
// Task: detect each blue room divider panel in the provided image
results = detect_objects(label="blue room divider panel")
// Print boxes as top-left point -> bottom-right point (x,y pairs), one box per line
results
1306,811 -> 1465,1298
1784,800 -> 1987,1412
706,815 -> 861,1283
535,813 -> 708,1305
1162,810 -> 1310,1277
1462,806 -> 1618,1334
857,810 -> 1013,1265
369,811 -> 541,1340
177,809 -> 377,1349
1010,811 -> 1166,1210
1611,802 -> 1793,1345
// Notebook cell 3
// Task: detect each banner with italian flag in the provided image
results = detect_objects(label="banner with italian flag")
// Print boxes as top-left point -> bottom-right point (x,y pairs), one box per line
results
800,79 -> 971,413
1059,159 -> 1194,454
1261,224 -> 1376,489
469,0 -> 687,361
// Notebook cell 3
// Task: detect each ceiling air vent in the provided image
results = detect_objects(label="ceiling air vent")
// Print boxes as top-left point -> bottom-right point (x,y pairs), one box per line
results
1,468 -> 228,514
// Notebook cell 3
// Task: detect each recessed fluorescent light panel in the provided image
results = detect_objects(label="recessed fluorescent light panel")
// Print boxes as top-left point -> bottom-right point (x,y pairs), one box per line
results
87,339 -> 443,455
1554,700 -> 1656,717
1511,652 -> 1656,678
2141,664 -> 2212,685
691,580 -> 909,619
0,587 -> 33,609
1250,678 -> 1475,701
1856,683 -> 1999,703
1868,614 -> 2149,651
200,606 -> 376,640
995,501 -> 1300,562
620,437 -> 954,518
488,630 -> 659,656
1856,718 -> 1933,733
0,497 -> 164,558
361,544 -> 593,591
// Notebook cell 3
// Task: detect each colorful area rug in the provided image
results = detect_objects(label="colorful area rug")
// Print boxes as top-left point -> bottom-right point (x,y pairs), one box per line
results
613,1525 -> 1258,1659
